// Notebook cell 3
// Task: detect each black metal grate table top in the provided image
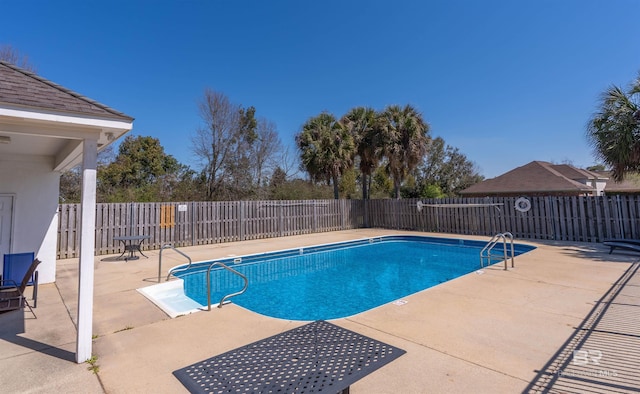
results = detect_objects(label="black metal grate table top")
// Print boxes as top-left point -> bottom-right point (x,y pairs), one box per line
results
173,320 -> 406,393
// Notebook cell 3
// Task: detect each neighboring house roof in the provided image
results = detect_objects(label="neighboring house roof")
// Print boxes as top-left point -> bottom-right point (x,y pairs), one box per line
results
598,171 -> 640,194
552,164 -> 603,181
0,60 -> 133,122
460,161 -> 601,196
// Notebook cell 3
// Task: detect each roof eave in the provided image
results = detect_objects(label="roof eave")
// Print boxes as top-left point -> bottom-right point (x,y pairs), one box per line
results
0,60 -> 134,121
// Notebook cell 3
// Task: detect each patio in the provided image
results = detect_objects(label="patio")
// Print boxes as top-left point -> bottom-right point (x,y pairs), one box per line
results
1,229 -> 638,393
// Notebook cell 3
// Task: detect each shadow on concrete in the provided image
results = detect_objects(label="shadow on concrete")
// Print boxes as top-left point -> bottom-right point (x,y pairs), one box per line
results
524,262 -> 640,393
532,239 -> 640,264
0,308 -> 75,362
99,255 -> 127,262
0,308 -> 26,334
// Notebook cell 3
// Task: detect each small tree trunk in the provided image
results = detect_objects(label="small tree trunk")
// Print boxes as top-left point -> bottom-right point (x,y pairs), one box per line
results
332,174 -> 340,199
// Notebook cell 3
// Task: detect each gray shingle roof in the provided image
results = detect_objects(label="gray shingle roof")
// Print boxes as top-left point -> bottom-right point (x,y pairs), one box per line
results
0,60 -> 133,122
597,171 -> 640,193
552,164 -> 602,181
460,161 -> 598,195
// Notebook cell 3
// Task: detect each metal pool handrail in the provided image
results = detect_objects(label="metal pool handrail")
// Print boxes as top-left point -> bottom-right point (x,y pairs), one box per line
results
161,244 -> 192,282
207,262 -> 248,311
502,232 -> 515,268
480,232 -> 515,270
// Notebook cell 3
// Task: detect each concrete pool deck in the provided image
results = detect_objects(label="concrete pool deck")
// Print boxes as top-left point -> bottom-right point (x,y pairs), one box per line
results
1,229 -> 639,393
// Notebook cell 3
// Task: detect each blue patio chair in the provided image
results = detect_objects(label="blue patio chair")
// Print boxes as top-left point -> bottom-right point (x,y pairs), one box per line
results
0,258 -> 41,318
2,252 -> 38,308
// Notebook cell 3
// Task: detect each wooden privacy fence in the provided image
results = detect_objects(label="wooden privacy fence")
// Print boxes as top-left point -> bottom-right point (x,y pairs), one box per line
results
57,195 -> 640,258
367,196 -> 640,243
57,200 -> 364,259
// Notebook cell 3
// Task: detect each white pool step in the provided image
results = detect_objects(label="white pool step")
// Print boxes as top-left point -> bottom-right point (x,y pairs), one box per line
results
137,279 -> 203,318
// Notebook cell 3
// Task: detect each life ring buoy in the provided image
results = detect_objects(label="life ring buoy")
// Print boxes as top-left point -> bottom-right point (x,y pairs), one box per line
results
515,197 -> 531,213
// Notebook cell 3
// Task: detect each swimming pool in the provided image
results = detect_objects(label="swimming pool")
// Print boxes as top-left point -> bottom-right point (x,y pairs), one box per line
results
168,235 -> 535,321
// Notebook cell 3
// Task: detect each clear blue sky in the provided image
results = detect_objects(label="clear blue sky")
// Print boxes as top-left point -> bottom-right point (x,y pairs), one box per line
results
2,0 -> 639,178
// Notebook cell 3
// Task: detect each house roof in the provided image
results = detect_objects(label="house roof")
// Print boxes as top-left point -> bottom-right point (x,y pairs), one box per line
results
598,171 -> 640,193
0,60 -> 133,122
0,60 -> 133,171
552,164 -> 604,181
460,161 -> 599,195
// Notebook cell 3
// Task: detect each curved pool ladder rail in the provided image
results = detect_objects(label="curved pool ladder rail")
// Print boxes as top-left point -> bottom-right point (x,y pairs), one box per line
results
206,262 -> 248,310
480,232 -> 515,270
161,244 -> 192,283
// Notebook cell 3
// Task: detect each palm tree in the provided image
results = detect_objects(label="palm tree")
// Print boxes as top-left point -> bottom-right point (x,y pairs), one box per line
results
587,74 -> 640,182
379,104 -> 430,198
341,107 -> 380,200
296,112 -> 355,199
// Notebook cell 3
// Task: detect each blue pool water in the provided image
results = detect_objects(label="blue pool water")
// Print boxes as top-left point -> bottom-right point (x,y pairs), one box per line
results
174,236 -> 535,321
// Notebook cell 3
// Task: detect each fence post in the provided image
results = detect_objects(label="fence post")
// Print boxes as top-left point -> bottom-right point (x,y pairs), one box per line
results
190,202 -> 195,246
393,200 -> 397,229
129,203 -> 134,236
238,201 -> 245,241
313,201 -> 317,233
278,203 -> 283,237
616,195 -> 624,238
364,199 -> 369,228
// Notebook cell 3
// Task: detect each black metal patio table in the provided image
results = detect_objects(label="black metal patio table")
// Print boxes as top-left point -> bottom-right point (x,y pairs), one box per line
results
173,320 -> 406,393
113,235 -> 150,261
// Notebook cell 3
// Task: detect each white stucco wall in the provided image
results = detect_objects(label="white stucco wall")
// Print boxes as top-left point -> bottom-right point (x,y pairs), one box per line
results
0,157 -> 60,283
